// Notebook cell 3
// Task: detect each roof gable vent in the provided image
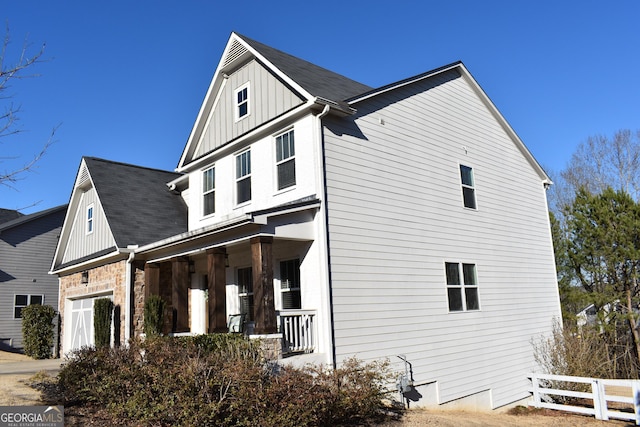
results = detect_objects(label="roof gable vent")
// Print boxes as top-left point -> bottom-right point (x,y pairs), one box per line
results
223,39 -> 248,67
75,164 -> 90,188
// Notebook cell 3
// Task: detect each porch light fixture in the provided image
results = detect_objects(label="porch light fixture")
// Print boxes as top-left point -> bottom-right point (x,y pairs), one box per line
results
225,253 -> 229,268
189,260 -> 196,274
81,271 -> 89,284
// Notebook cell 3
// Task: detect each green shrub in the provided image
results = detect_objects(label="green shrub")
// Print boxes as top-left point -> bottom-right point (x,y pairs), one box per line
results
21,304 -> 56,359
57,335 -> 397,426
93,298 -> 113,348
143,295 -> 166,336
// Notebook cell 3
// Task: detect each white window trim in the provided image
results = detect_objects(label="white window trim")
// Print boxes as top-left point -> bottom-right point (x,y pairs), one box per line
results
202,165 -> 215,217
459,164 -> 477,210
14,294 -> 45,319
445,261 -> 480,312
234,82 -> 250,122
237,266 -> 254,321
86,204 -> 94,235
274,128 -> 296,193
235,149 -> 251,206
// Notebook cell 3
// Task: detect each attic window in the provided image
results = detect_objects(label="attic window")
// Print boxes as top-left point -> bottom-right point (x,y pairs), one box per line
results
235,83 -> 250,121
86,204 -> 94,234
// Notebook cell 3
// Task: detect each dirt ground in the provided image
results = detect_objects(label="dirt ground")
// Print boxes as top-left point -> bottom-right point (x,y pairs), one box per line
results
0,351 -> 633,426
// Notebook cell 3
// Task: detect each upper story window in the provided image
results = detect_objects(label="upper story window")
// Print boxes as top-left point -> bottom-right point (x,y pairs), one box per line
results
14,294 -> 43,319
280,258 -> 301,309
445,262 -> 479,312
275,129 -> 295,190
86,204 -> 94,234
235,83 -> 250,121
460,165 -> 477,209
202,167 -> 215,216
236,150 -> 251,204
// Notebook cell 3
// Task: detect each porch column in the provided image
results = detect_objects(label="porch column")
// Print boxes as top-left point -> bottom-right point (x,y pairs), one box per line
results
171,257 -> 190,333
251,236 -> 277,334
144,263 -> 160,298
207,247 -> 227,333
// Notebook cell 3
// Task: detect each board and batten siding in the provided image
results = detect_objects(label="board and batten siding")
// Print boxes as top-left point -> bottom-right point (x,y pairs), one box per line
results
193,59 -> 305,160
322,69 -> 561,409
0,208 -> 65,349
61,188 -> 116,265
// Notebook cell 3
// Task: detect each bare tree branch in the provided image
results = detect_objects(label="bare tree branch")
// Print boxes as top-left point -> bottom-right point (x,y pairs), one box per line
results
0,22 -> 54,193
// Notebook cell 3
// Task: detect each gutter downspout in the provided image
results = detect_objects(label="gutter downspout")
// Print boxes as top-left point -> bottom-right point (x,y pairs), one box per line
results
124,247 -> 137,345
315,104 -> 337,367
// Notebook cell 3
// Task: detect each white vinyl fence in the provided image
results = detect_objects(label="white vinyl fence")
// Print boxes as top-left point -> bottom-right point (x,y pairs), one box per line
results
529,373 -> 640,424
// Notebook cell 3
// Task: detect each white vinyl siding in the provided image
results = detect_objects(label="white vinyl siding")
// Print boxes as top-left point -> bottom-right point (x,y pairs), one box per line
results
322,69 -> 560,408
192,59 -> 305,161
61,188 -> 116,264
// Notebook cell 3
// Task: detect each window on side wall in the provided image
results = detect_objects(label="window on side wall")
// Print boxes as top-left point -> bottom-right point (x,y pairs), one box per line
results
236,150 -> 251,204
202,166 -> 215,216
275,129 -> 295,190
235,83 -> 249,121
237,267 -> 254,321
281,259 -> 301,310
86,204 -> 94,234
14,294 -> 44,319
445,262 -> 479,312
460,165 -> 477,209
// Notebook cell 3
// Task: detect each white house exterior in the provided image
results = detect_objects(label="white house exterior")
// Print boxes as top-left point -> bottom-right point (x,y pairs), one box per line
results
51,32 -> 561,410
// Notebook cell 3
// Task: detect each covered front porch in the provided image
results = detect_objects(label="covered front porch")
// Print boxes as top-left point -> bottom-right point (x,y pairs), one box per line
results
139,233 -> 321,359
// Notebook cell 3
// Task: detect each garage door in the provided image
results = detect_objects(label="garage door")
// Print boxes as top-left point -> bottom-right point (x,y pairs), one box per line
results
69,298 -> 94,351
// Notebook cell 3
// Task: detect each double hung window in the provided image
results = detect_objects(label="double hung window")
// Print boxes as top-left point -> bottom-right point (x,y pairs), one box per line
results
280,259 -> 301,309
235,84 -> 249,120
445,262 -> 479,312
14,294 -> 43,319
86,205 -> 94,234
202,167 -> 215,216
236,150 -> 251,204
275,130 -> 295,190
460,165 -> 477,209
237,267 -> 254,321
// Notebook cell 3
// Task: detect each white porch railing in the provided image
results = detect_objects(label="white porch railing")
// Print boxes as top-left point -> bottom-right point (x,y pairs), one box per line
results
278,310 -> 316,354
529,373 -> 640,424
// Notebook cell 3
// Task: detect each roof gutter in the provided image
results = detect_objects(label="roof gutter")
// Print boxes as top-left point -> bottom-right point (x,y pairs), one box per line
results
50,248 -> 130,275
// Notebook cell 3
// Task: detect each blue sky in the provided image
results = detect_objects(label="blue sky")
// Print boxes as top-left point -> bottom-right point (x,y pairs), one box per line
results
1,1 -> 639,214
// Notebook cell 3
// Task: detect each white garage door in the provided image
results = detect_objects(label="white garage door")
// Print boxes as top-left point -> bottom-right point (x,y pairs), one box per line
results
69,298 -> 95,351
65,295 -> 111,351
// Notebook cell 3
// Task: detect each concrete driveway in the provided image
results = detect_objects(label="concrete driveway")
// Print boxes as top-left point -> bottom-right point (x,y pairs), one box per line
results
0,358 -> 62,375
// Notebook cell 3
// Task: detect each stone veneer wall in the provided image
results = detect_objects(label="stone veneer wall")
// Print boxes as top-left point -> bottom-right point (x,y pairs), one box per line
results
58,260 -> 127,354
132,262 -> 146,338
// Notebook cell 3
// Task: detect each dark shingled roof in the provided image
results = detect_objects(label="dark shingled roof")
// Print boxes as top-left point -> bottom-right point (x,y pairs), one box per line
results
84,157 -> 188,247
237,33 -> 373,103
0,208 -> 23,225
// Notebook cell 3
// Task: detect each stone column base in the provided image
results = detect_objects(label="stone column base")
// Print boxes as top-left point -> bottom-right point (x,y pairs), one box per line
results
250,333 -> 283,360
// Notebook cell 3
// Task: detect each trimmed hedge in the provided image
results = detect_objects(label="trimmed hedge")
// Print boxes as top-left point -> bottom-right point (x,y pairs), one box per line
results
143,295 -> 166,337
93,298 -> 113,348
21,304 -> 56,359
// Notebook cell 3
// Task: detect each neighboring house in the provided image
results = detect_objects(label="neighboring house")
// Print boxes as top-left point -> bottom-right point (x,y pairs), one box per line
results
51,33 -> 561,410
0,205 -> 66,351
